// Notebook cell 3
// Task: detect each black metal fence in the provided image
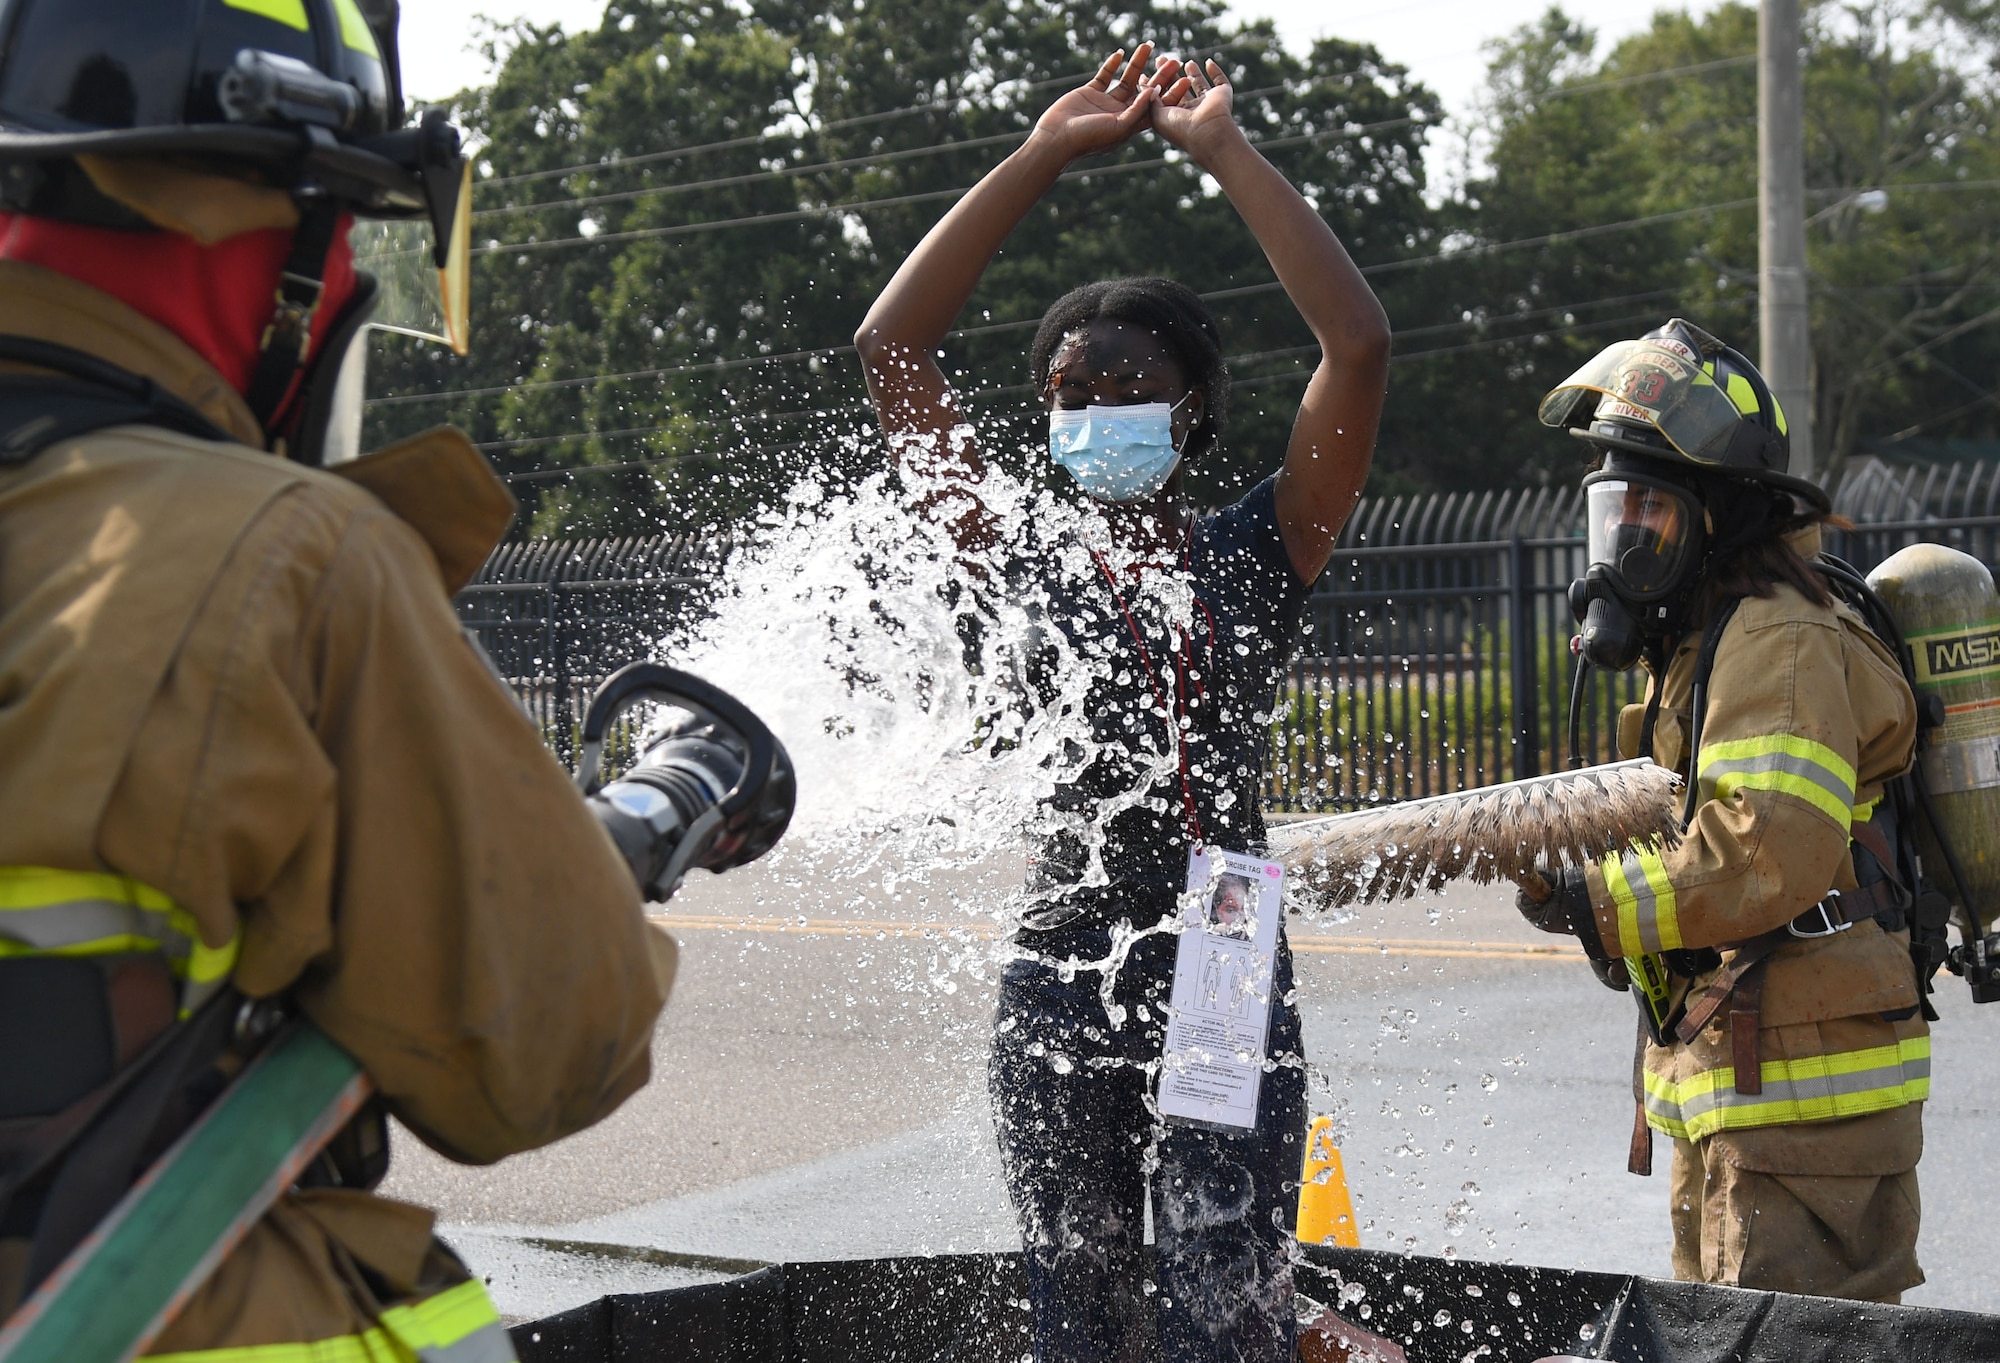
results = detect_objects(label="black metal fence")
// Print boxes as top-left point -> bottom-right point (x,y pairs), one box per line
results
1272,485 -> 1629,811
457,459 -> 2000,810
456,534 -> 731,762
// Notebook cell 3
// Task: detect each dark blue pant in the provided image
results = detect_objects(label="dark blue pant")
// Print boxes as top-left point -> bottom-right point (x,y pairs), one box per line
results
989,918 -> 1307,1363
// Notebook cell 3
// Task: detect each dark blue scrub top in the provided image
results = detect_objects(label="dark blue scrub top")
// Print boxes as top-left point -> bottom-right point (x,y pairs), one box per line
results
1010,475 -> 1312,928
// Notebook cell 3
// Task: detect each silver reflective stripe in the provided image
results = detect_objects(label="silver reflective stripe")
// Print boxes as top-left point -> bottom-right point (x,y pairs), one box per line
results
0,897 -> 192,960
1648,1052 -> 1930,1129
417,1321 -> 518,1363
1701,748 -> 1855,810
1619,851 -> 1672,954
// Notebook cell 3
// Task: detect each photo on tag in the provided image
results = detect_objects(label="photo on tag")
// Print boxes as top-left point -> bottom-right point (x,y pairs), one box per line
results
1204,870 -> 1257,939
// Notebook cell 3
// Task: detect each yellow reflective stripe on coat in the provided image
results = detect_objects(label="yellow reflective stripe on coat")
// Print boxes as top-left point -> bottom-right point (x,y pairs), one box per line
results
1697,733 -> 1858,831
146,1279 -> 514,1363
0,866 -> 239,1010
1599,843 -> 1681,956
1642,1035 -> 1931,1142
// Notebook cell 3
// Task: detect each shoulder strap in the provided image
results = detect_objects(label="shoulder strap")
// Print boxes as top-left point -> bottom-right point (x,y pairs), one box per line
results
1816,553 -> 1961,1017
1680,597 -> 1743,828
1634,640 -> 1666,761
0,336 -> 232,465
241,200 -> 342,435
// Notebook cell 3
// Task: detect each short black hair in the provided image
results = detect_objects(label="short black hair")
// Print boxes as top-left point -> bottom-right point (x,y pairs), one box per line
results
1028,277 -> 1230,461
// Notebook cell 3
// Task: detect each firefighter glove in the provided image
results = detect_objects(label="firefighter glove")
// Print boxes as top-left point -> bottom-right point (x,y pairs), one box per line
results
1588,956 -> 1631,992
1516,864 -> 1610,959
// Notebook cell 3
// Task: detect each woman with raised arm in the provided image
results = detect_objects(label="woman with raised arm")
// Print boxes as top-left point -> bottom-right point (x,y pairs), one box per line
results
855,46 -> 1390,1363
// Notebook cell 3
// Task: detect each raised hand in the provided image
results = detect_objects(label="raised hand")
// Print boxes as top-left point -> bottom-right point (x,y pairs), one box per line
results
1149,56 -> 1241,162
1031,44 -> 1159,163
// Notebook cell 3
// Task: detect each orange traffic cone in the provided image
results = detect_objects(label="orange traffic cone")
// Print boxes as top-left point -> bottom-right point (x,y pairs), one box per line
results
1295,1115 -> 1359,1248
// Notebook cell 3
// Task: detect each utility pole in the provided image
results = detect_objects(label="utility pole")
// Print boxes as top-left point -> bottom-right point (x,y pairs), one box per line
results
1759,0 -> 1813,479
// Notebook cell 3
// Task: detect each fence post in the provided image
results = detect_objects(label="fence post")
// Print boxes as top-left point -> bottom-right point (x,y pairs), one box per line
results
551,583 -> 574,765
1507,534 -> 1539,781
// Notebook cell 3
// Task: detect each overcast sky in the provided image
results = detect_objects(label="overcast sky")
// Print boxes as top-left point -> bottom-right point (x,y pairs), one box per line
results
397,0 -> 1713,144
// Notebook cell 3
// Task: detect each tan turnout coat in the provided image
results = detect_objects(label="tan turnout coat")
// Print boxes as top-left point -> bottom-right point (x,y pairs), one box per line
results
1584,539 -> 1925,1177
0,261 -> 675,1351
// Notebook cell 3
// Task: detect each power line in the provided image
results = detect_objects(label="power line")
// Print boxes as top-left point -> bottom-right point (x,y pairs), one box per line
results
474,183 -> 962,257
1383,288 -> 1682,340
1873,386 -> 2000,444
477,47 -> 1760,197
504,448 -> 718,483
1820,286 -> 2000,410
477,82 -> 1293,221
375,199 -> 1739,410
1362,198 -> 1755,275
499,308 -> 1662,482
478,41 -> 1290,190
481,292 -> 1681,470
474,130 -> 1029,220
1395,309 -> 1665,364
1227,312 -> 1670,390
470,113 -> 1429,257
401,185 -> 1999,412
372,340 -> 855,409
480,74 -> 1072,190
1535,53 -> 1757,102
475,402 -> 873,451
371,305 -> 1049,410
475,161 -> 1998,262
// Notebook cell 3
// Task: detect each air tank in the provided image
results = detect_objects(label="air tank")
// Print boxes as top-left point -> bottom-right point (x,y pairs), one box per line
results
1868,543 -> 2000,933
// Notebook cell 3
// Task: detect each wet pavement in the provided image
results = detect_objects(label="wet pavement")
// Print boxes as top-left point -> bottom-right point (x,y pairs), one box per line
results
381,844 -> 2000,1320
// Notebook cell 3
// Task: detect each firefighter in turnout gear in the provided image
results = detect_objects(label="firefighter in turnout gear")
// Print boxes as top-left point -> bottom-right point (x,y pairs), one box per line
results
0,1 -> 678,1358
1519,320 -> 1926,1302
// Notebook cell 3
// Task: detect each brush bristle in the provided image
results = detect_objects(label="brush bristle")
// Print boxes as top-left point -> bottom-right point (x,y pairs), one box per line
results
1278,761 -> 1682,908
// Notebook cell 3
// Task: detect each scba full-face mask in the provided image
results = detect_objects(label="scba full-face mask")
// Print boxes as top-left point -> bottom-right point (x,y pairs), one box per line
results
1568,458 -> 1708,670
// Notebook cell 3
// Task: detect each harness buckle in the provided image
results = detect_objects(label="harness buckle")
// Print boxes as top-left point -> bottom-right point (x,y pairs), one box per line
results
1788,893 -> 1852,939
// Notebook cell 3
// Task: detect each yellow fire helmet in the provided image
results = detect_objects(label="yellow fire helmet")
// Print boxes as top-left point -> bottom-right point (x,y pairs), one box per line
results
1538,319 -> 1828,513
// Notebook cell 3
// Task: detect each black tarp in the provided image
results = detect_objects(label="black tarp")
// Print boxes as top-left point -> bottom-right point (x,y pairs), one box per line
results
508,1244 -> 2000,1363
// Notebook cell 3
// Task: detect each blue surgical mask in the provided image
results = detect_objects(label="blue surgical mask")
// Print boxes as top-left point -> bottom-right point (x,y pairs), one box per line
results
1048,397 -> 1190,504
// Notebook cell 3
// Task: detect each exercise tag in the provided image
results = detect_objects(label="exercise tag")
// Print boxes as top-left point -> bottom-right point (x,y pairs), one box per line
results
1158,847 -> 1284,1130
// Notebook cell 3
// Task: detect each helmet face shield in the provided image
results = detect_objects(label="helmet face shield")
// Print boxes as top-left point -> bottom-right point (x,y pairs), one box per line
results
1539,338 -> 1779,468
351,155 -> 473,355
1585,474 -> 1703,600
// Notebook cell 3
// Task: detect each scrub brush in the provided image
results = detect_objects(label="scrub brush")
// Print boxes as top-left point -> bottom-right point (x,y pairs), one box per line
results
1274,759 -> 1682,907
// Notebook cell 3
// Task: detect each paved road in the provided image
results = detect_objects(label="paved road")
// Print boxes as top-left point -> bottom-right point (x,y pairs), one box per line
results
381,844 -> 2000,1321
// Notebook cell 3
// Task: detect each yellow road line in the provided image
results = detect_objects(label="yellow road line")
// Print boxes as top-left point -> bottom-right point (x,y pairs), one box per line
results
1291,940 -> 1579,962
650,915 -> 1582,961
657,915 -> 1002,939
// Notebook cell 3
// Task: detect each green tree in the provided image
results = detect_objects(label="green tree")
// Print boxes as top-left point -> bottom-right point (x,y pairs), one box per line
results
1386,0 -> 2000,494
364,0 -> 1442,534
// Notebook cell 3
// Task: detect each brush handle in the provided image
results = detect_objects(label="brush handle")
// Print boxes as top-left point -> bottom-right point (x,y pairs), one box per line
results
1517,869 -> 1554,904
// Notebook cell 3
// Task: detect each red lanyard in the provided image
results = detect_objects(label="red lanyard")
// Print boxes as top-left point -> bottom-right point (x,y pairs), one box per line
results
1090,547 -> 1206,850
